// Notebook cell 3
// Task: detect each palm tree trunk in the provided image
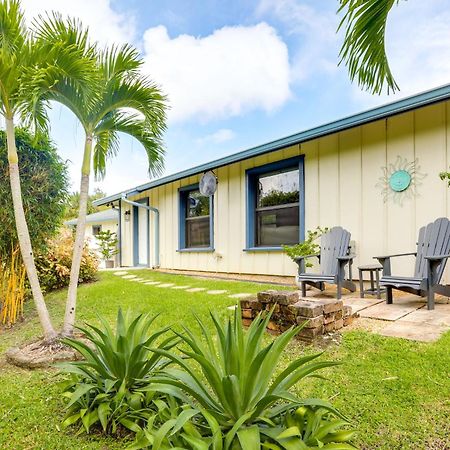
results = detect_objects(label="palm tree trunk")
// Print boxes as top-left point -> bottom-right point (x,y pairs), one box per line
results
62,135 -> 93,336
5,117 -> 57,341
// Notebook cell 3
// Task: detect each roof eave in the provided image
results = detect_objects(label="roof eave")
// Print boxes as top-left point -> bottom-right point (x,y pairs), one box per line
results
94,83 -> 450,207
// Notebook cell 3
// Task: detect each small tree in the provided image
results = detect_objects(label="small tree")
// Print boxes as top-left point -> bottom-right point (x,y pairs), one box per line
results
95,230 -> 119,264
0,128 -> 69,257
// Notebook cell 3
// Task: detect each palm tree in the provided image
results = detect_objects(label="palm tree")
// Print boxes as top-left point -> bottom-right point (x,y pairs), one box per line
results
338,0 -> 400,94
0,0 -> 93,341
38,18 -> 167,336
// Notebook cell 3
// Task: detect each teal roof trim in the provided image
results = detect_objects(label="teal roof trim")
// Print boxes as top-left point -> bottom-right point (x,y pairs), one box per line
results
94,83 -> 450,207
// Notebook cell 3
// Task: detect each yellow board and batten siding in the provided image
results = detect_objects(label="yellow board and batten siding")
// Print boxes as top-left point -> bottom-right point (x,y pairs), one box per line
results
121,101 -> 450,280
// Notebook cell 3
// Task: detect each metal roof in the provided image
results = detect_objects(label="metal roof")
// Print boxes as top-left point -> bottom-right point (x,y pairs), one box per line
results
94,83 -> 450,207
65,208 -> 119,226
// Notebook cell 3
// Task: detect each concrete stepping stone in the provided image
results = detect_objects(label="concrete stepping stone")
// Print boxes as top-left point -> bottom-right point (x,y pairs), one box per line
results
186,287 -> 206,293
342,297 -> 384,314
144,281 -> 161,285
227,305 -> 237,310
228,293 -> 253,299
114,271 -> 128,275
122,275 -> 137,279
130,278 -> 145,282
397,303 -> 450,327
171,285 -> 191,290
378,321 -> 448,342
359,298 -> 423,321
155,283 -> 175,288
206,290 -> 228,295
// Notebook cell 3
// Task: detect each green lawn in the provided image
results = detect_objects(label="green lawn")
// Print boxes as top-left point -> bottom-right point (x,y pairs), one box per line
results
0,271 -> 449,450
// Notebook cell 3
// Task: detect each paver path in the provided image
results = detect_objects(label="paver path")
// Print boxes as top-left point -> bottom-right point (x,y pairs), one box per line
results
229,293 -> 253,299
186,287 -> 206,293
207,290 -> 228,295
122,275 -> 137,279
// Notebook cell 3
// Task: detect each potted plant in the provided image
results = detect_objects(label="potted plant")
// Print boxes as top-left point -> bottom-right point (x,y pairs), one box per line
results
96,230 -> 119,269
283,226 -> 328,288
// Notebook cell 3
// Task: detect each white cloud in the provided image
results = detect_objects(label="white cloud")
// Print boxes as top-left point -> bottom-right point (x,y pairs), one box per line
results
257,0 -> 341,83
196,128 -> 236,145
142,23 -> 291,122
21,0 -> 136,47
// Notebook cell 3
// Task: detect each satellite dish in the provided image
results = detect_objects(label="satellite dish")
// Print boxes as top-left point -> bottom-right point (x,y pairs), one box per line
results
199,171 -> 217,196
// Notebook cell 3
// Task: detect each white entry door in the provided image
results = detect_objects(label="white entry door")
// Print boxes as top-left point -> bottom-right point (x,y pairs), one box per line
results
138,207 -> 148,265
133,202 -> 149,266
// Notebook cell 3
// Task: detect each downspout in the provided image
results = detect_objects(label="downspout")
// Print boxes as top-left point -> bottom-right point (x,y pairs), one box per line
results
111,202 -> 122,267
121,195 -> 160,268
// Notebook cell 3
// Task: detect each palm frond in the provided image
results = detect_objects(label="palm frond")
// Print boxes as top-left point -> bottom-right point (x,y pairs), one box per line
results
99,43 -> 142,82
0,0 -> 26,55
338,0 -> 400,94
93,125 -> 120,181
95,111 -> 165,178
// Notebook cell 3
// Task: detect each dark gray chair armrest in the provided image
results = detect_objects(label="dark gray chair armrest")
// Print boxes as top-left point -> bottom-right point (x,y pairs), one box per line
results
374,252 -> 416,276
338,254 -> 356,261
294,254 -> 320,262
424,254 -> 450,261
374,252 -> 416,260
294,254 -> 320,274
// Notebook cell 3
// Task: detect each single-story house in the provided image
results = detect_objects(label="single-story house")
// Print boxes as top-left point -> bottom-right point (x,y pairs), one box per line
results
65,209 -> 119,267
94,84 -> 450,282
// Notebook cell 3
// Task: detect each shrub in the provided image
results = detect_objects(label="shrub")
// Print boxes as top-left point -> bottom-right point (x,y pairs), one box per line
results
145,307 -> 356,448
0,128 -> 69,258
96,230 -> 119,261
283,226 -> 329,268
35,230 -> 98,292
59,309 -> 179,434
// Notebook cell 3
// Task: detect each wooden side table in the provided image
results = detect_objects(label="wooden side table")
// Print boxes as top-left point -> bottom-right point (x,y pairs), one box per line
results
358,264 -> 385,299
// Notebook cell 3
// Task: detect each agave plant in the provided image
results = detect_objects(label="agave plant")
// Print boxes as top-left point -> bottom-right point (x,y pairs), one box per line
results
59,309 -> 179,434
148,307 -> 356,449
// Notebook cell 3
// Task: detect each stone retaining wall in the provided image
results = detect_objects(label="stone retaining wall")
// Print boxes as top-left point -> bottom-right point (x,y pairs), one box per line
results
240,290 -> 357,342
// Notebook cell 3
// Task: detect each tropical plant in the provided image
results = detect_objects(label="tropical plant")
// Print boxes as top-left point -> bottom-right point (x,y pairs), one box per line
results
338,0 -> 401,94
0,128 -> 69,258
283,227 -> 329,268
64,188 -> 107,221
35,230 -> 98,293
148,307 -> 355,448
0,246 -> 26,326
0,0 -> 93,341
96,230 -> 119,262
59,309 -> 179,434
37,16 -> 167,337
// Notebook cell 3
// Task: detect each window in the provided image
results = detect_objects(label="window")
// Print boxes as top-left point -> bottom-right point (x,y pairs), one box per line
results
179,185 -> 213,250
92,225 -> 102,236
246,156 -> 304,249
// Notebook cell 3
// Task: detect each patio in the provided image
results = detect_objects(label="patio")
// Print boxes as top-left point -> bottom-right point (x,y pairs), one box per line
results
302,287 -> 450,342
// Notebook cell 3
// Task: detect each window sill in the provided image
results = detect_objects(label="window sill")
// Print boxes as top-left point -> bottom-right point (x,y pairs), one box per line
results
243,247 -> 285,252
177,248 -> 215,253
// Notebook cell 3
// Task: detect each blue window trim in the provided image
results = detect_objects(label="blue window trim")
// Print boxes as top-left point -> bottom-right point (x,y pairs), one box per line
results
178,183 -> 214,252
245,155 -> 305,251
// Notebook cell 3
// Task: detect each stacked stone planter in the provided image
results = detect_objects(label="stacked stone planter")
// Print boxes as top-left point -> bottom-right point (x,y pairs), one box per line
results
240,290 -> 356,342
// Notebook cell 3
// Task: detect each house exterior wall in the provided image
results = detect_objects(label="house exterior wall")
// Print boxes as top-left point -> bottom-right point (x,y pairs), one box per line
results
84,219 -> 119,267
119,100 -> 450,280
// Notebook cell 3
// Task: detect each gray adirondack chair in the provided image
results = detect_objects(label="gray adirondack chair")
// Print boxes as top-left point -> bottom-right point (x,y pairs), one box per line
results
375,217 -> 450,310
295,226 -> 356,300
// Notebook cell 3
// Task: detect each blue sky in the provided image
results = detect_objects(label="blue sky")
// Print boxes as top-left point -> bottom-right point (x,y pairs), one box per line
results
20,0 -> 450,195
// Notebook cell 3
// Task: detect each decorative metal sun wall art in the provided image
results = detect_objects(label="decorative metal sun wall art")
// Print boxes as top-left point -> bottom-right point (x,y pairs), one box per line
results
376,156 -> 426,206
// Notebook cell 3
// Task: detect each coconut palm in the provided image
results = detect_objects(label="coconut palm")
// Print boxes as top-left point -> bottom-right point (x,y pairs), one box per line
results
338,0 -> 401,94
0,0 -> 93,341
38,17 -> 167,336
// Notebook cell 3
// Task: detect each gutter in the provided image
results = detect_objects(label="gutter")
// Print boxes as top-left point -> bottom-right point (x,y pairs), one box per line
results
121,195 -> 160,268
